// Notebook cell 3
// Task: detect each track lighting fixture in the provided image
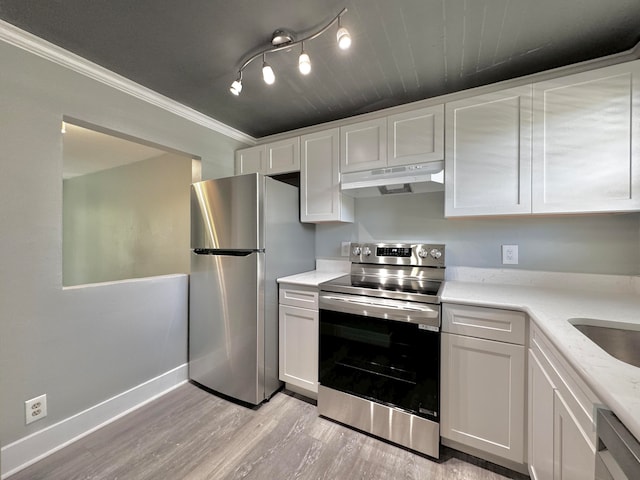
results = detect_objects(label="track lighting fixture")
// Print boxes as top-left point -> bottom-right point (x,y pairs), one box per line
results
229,8 -> 350,95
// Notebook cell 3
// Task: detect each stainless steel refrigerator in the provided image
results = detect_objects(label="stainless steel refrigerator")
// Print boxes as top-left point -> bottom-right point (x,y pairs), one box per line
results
189,173 -> 315,405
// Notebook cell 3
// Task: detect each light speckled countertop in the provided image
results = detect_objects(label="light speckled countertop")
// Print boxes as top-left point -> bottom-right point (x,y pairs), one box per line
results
277,258 -> 350,287
441,267 -> 640,442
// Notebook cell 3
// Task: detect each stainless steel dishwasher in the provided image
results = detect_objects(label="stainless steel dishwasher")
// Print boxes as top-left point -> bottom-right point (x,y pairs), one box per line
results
596,408 -> 640,480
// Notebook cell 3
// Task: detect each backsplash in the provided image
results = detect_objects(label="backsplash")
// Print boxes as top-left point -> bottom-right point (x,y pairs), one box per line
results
315,191 -> 640,276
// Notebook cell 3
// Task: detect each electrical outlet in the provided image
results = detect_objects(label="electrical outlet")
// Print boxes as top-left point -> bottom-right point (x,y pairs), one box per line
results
502,245 -> 519,265
25,394 -> 47,425
341,241 -> 351,257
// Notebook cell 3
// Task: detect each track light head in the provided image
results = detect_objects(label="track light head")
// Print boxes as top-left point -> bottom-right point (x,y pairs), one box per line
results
337,26 -> 351,50
230,72 -> 243,95
336,14 -> 351,50
299,44 -> 311,75
262,62 -> 275,85
299,52 -> 311,75
230,75 -> 242,95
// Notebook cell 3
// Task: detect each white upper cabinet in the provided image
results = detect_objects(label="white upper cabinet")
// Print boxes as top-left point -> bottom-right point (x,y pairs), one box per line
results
266,137 -> 300,174
300,128 -> 354,223
445,86 -> 533,217
235,144 -> 265,175
340,118 -> 387,173
387,105 -> 444,166
532,61 -> 640,213
340,107 -> 445,174
235,137 -> 300,175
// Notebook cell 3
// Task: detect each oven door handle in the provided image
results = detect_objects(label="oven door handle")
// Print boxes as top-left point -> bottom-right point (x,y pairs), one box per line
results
319,293 -> 440,330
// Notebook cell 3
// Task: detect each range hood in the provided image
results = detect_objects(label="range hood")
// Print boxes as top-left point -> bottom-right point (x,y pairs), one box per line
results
341,161 -> 444,198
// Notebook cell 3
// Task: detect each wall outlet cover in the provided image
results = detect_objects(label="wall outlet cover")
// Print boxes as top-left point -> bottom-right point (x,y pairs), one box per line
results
341,241 -> 351,257
502,245 -> 519,265
25,394 -> 47,425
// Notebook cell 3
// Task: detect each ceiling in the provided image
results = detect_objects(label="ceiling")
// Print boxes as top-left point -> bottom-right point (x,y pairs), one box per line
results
1,0 -> 640,139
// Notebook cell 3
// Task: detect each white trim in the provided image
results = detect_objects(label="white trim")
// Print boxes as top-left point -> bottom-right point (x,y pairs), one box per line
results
0,364 -> 188,479
0,19 -> 255,145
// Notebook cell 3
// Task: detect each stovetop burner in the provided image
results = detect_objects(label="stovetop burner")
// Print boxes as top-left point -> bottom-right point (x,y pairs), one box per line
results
350,276 -> 442,295
320,242 -> 445,303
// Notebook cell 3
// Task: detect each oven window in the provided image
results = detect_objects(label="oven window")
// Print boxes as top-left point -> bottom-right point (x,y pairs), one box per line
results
319,309 -> 440,421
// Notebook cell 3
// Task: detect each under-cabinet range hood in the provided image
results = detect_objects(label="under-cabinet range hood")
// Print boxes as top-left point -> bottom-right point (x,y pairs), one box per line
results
340,161 -> 444,198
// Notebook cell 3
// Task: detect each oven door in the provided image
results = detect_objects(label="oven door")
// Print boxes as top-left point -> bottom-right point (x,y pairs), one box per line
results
319,292 -> 440,421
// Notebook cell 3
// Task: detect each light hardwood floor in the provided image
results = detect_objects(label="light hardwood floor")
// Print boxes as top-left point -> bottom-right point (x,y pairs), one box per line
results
10,383 -> 529,479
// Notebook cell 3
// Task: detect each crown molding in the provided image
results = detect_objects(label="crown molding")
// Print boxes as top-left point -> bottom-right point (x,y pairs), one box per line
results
0,19 -> 256,145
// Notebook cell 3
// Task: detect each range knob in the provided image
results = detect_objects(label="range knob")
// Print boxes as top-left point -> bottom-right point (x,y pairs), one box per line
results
418,249 -> 429,258
429,248 -> 442,259
362,246 -> 372,256
352,246 -> 362,256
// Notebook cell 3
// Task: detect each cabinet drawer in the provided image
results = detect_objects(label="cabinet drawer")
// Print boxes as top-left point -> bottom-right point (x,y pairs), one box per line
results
442,303 -> 526,345
279,285 -> 318,309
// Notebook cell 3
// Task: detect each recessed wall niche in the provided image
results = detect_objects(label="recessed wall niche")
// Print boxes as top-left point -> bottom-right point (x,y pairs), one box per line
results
62,120 -> 200,286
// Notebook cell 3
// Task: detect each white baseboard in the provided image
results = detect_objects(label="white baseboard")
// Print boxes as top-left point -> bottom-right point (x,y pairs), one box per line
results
1,364 -> 188,479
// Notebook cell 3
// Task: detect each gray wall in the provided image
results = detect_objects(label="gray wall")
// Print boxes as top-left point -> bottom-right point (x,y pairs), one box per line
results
63,153 -> 192,286
316,192 -> 640,275
0,39 -> 246,447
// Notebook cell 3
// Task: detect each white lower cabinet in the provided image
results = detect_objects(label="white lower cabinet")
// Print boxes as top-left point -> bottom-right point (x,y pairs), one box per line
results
528,322 -> 599,480
278,284 -> 318,396
553,391 -> 595,480
441,304 -> 526,467
528,349 -> 555,480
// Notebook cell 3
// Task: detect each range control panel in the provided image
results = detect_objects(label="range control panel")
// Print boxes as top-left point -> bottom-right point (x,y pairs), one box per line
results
349,242 -> 445,267
376,246 -> 412,257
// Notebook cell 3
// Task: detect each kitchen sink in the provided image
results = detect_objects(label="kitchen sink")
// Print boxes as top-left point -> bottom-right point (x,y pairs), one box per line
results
570,319 -> 640,368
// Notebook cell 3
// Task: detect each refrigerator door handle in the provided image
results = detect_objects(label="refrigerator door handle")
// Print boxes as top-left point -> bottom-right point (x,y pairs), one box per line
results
193,248 -> 263,256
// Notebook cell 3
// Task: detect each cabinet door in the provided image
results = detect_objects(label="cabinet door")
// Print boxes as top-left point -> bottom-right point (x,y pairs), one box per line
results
532,61 -> 640,213
387,105 -> 444,166
300,128 -> 354,223
266,137 -> 300,174
235,145 -> 266,174
278,304 -> 318,393
528,350 -> 556,480
445,85 -> 532,217
340,118 -> 387,173
554,391 -> 596,480
441,333 -> 525,463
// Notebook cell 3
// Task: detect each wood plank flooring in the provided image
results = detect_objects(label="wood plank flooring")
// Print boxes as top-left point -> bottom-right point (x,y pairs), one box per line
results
10,383 -> 529,480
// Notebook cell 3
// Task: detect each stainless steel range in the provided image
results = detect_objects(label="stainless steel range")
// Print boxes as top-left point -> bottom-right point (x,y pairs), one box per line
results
318,242 -> 445,458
